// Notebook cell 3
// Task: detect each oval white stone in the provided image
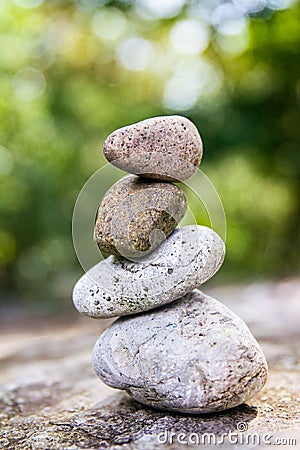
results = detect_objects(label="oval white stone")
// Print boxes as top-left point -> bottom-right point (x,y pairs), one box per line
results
73,225 -> 225,318
92,290 -> 268,413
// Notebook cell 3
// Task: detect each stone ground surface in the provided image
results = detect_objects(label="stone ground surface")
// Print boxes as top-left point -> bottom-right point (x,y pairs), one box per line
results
0,279 -> 300,449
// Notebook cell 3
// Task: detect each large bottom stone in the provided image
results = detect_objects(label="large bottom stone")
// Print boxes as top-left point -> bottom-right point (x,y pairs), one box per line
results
92,290 -> 268,414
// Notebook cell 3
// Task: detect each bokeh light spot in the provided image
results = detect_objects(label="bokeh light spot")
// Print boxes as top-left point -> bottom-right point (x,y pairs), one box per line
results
163,59 -> 223,111
169,19 -> 210,55
12,67 -> 46,102
216,28 -> 249,55
232,0 -> 267,14
213,3 -> 248,35
163,74 -> 200,111
135,0 -> 186,19
92,8 -> 127,42
116,37 -> 154,71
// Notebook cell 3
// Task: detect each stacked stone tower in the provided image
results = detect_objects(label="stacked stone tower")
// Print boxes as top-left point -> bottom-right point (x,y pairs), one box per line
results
73,116 -> 268,413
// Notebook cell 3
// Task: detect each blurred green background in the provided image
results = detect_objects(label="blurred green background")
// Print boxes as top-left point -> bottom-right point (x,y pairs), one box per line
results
0,0 -> 299,311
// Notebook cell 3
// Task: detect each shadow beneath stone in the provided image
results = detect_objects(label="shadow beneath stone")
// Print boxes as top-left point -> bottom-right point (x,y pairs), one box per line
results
54,392 -> 258,447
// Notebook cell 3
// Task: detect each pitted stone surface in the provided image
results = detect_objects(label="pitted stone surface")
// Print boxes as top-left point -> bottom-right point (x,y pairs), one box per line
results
73,225 -> 225,319
103,116 -> 203,182
94,175 -> 187,258
92,290 -> 268,414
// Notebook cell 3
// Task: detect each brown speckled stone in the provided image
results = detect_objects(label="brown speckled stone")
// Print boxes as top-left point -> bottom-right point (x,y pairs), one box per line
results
103,116 -> 203,182
94,175 -> 187,258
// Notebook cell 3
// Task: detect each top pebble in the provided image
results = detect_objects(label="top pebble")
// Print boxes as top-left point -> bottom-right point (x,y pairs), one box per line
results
103,115 -> 203,182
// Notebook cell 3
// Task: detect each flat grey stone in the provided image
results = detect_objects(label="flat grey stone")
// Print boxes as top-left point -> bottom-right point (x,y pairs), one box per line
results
92,290 -> 268,414
73,225 -> 225,319
103,116 -> 203,182
94,175 -> 187,258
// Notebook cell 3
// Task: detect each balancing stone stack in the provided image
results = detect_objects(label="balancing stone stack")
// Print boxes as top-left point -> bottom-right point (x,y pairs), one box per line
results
73,116 -> 268,414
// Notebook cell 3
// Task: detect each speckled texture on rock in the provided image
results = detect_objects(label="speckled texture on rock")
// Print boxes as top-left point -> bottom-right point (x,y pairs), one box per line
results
92,290 -> 268,414
103,116 -> 203,182
94,175 -> 187,258
73,225 -> 225,319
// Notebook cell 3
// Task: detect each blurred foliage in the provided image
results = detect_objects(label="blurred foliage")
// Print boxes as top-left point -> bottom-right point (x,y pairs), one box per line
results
0,0 -> 299,309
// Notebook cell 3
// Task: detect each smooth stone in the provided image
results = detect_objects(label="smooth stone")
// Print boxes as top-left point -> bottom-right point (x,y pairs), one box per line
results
94,175 -> 187,258
73,225 -> 225,319
103,116 -> 203,182
92,290 -> 268,414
